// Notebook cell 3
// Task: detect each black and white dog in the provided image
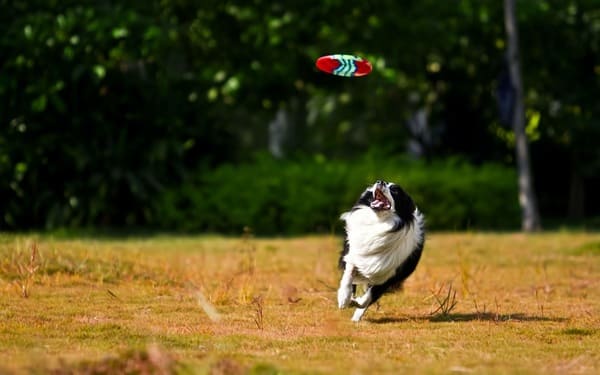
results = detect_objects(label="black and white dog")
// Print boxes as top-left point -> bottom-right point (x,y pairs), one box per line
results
337,180 -> 425,321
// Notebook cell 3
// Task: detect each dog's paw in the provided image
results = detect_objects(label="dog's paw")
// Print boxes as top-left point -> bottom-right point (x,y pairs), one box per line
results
351,308 -> 367,322
337,286 -> 352,309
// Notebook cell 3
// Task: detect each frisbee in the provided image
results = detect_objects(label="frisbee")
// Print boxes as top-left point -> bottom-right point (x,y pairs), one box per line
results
315,54 -> 372,77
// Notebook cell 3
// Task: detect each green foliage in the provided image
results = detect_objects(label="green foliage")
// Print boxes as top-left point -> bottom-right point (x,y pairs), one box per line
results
1,0 -> 598,231
153,156 -> 520,234
0,1 -> 236,229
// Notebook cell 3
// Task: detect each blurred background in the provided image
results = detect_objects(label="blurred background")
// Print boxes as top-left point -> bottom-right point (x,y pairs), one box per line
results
1,0 -> 599,235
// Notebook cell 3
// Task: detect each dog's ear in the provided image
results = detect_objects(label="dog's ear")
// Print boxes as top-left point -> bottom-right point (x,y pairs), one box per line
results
356,189 -> 373,207
390,185 -> 415,219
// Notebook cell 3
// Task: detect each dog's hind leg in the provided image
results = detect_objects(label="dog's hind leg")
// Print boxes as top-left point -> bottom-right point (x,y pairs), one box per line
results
351,286 -> 372,308
350,286 -> 372,321
351,306 -> 369,322
337,263 -> 354,309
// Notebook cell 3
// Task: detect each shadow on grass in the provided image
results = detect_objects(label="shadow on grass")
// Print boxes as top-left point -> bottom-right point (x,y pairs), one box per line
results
369,312 -> 567,324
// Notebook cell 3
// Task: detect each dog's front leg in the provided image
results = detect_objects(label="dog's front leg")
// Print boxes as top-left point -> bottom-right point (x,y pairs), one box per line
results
337,263 -> 354,309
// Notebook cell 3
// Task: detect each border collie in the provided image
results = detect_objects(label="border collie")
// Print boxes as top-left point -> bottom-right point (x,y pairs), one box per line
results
337,180 -> 425,321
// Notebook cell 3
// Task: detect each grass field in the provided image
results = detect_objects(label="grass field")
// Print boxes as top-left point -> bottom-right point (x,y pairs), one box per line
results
1,232 -> 599,374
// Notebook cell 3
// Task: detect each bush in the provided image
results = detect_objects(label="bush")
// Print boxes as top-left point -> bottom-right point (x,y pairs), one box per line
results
152,155 -> 520,234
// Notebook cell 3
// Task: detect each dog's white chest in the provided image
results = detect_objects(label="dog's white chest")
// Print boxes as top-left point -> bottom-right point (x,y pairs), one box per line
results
341,207 -> 423,285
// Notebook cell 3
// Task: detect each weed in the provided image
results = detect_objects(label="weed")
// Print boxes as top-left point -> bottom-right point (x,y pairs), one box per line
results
457,249 -> 472,297
532,288 -> 543,318
473,298 -> 487,320
252,295 -> 264,330
532,260 -> 554,319
206,228 -> 259,305
236,280 -> 257,305
494,297 -> 503,322
106,289 -> 121,301
429,282 -> 458,318
12,241 -> 41,298
471,297 -> 508,323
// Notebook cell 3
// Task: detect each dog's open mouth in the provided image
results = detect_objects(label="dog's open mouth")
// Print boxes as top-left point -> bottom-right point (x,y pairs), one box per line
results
371,187 -> 391,210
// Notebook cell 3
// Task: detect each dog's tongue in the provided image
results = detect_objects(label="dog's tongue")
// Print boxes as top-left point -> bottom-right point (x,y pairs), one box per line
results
371,200 -> 387,209
371,188 -> 391,210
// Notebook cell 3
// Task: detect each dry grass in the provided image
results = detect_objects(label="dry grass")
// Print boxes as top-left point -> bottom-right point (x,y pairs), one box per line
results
0,232 -> 599,374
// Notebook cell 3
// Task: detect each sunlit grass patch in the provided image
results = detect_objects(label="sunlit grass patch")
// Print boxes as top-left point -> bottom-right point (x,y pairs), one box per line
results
561,328 -> 596,336
570,241 -> 600,256
0,232 -> 599,374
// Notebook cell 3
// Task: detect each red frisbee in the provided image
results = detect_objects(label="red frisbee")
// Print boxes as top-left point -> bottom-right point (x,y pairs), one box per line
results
315,54 -> 372,77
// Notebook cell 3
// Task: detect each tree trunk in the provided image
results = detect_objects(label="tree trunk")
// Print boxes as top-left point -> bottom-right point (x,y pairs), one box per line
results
504,0 -> 542,231
568,169 -> 584,219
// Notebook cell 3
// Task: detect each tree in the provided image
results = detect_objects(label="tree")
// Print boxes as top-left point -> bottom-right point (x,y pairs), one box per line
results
503,0 -> 541,231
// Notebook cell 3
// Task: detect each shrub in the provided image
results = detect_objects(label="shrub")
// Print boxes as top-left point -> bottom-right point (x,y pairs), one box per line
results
152,155 -> 520,234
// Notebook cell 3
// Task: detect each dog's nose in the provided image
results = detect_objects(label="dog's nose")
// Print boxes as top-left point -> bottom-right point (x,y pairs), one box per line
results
376,180 -> 385,185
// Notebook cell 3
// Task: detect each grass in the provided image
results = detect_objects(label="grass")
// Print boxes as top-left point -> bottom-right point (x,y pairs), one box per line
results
0,232 -> 599,374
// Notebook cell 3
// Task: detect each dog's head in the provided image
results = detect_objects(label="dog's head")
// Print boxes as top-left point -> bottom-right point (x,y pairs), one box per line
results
356,180 -> 416,222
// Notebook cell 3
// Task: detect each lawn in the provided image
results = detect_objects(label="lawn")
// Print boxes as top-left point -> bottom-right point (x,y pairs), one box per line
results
0,232 -> 599,374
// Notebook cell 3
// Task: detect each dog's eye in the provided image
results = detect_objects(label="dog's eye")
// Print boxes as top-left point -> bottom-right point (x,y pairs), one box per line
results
389,185 -> 399,193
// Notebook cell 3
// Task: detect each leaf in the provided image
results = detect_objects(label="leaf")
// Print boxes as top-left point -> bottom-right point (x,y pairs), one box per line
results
112,27 -> 129,39
93,65 -> 106,79
31,95 -> 47,112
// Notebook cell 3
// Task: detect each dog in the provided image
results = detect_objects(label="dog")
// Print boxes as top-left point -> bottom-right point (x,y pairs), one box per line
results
337,180 -> 425,321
